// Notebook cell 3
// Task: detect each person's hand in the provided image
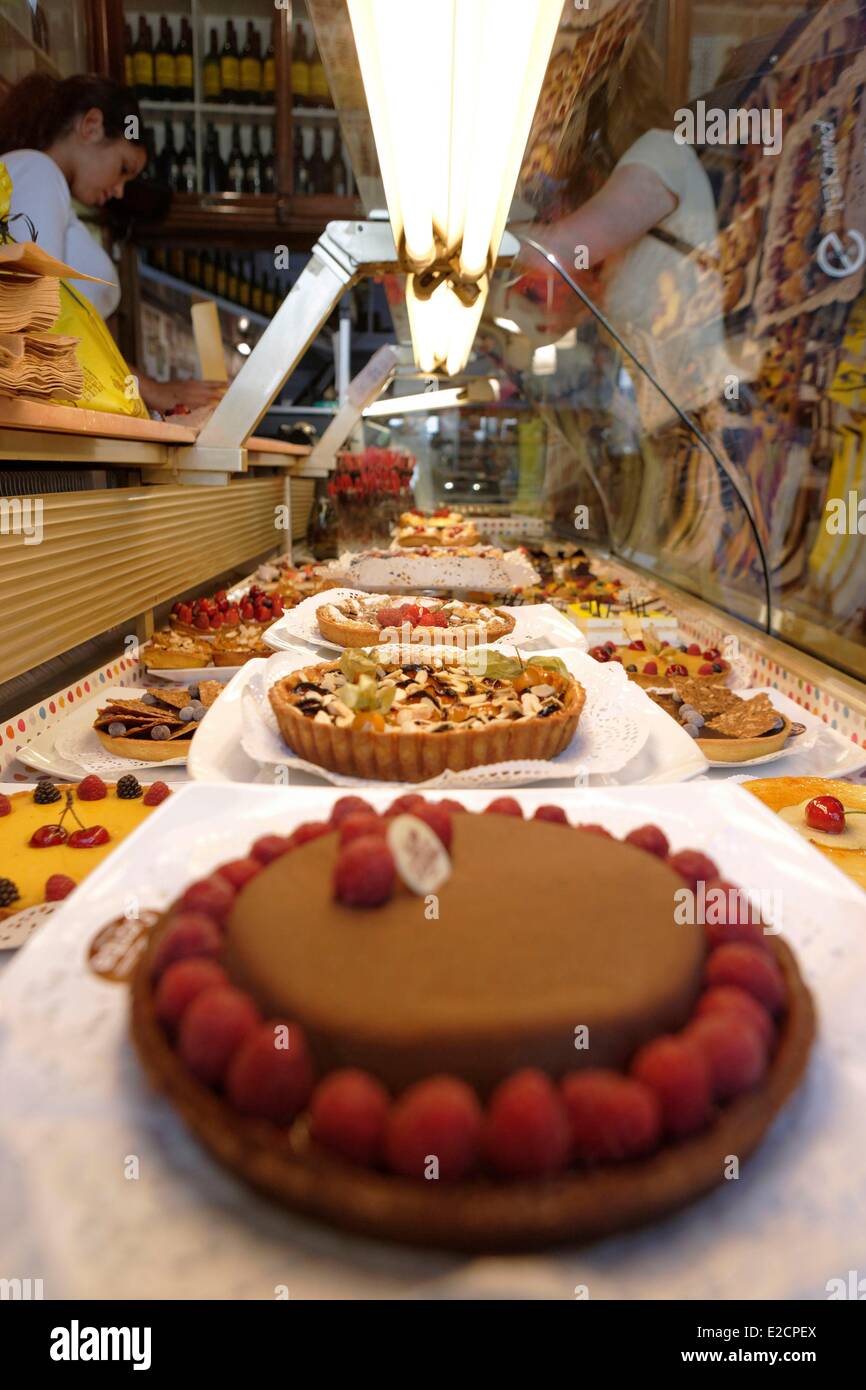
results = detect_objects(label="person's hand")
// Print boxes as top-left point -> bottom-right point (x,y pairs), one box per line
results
139,376 -> 227,415
502,236 -> 604,345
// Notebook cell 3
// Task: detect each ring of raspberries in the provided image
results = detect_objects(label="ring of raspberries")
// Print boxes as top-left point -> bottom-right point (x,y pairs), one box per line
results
145,797 -> 787,1183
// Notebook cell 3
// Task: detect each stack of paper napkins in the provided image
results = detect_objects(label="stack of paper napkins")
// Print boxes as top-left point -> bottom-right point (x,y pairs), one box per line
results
0,241 -> 111,404
0,329 -> 82,400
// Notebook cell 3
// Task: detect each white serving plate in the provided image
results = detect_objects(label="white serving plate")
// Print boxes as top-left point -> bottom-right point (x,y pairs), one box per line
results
700,688 -> 866,779
50,687 -> 193,772
145,664 -> 241,685
1,782 -> 863,1298
263,589 -> 587,656
189,646 -> 672,788
16,689 -> 195,782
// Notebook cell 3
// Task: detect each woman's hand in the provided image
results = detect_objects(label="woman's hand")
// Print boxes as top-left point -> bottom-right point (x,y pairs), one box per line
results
139,375 -> 227,415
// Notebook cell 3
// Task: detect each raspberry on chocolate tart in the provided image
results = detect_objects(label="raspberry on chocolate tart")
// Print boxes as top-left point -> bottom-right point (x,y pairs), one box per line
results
131,799 -> 815,1250
267,649 -> 584,783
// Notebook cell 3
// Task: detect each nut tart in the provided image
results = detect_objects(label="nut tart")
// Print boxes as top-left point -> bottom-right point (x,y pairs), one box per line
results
94,684 -> 222,762
646,682 -> 800,763
212,623 -> 272,666
315,594 -> 516,648
0,777 -> 169,919
131,795 -> 814,1250
745,777 -> 866,892
268,650 -> 584,782
589,637 -> 731,688
141,629 -> 212,670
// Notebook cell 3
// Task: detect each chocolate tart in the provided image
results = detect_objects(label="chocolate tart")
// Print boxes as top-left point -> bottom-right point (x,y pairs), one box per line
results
268,656 -> 584,782
130,809 -> 815,1251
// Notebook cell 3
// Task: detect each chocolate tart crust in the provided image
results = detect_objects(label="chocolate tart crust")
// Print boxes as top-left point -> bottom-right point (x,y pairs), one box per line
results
130,934 -> 815,1252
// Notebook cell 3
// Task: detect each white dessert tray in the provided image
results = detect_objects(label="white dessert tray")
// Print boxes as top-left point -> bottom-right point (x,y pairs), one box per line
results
16,689 -> 195,781
188,645 -> 707,788
262,589 -> 588,656
0,782 -> 862,1298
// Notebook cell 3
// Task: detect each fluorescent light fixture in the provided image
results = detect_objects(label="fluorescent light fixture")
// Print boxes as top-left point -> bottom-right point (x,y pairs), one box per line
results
364,386 -> 467,417
348,0 -> 561,374
406,274 -> 488,376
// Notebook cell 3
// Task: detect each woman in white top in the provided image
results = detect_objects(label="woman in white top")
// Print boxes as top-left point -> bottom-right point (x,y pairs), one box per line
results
0,72 -> 224,415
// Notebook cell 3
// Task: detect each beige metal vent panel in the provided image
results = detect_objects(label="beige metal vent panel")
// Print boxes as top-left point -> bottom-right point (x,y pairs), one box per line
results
0,479 -> 285,685
289,477 -> 316,540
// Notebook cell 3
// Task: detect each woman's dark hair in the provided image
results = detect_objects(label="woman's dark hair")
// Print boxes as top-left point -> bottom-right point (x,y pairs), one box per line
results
0,72 -> 143,154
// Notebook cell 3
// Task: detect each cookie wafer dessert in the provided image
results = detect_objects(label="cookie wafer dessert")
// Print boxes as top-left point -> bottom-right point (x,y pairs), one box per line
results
93,685 -> 222,762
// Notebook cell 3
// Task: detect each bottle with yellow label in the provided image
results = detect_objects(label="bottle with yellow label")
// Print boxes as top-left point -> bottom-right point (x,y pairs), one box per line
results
124,23 -> 134,89
203,29 -> 221,103
309,40 -> 331,109
175,18 -> 194,102
221,21 -> 240,104
241,22 -> 262,106
291,25 -> 311,108
154,18 -> 176,103
133,16 -> 154,100
263,21 -> 276,106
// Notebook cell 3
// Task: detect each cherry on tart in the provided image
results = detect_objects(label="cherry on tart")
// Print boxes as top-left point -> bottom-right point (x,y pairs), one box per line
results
130,800 -> 815,1249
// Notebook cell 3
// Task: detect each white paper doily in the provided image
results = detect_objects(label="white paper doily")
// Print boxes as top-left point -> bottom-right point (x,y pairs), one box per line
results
53,721 -> 189,773
239,648 -> 648,787
0,901 -> 59,950
264,589 -> 586,656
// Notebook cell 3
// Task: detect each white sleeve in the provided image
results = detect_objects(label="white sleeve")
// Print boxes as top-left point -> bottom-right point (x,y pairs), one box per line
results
4,150 -> 70,262
615,128 -> 695,206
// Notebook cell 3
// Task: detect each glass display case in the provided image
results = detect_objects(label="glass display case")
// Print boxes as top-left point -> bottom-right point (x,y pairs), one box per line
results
313,0 -> 866,686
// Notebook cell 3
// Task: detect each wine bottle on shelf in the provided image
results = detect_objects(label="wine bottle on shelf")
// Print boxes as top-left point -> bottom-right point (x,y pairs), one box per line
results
202,124 -> 225,193
309,127 -> 327,194
244,125 -> 264,195
309,39 -> 330,109
251,269 -> 263,314
201,250 -> 216,294
169,244 -> 185,279
238,261 -> 251,309
133,16 -> 154,100
221,21 -> 241,104
241,22 -> 262,106
187,245 -> 202,285
203,28 -> 221,103
142,123 -> 159,181
175,18 -> 194,102
227,256 -> 239,302
323,131 -> 346,197
154,18 -> 175,103
124,24 -> 134,89
263,274 -> 276,317
225,124 -> 246,193
178,121 -> 197,193
158,123 -> 181,189
215,251 -> 228,299
293,126 -> 310,195
263,22 -> 276,106
262,126 -> 276,194
151,243 -> 167,273
291,25 -> 311,108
